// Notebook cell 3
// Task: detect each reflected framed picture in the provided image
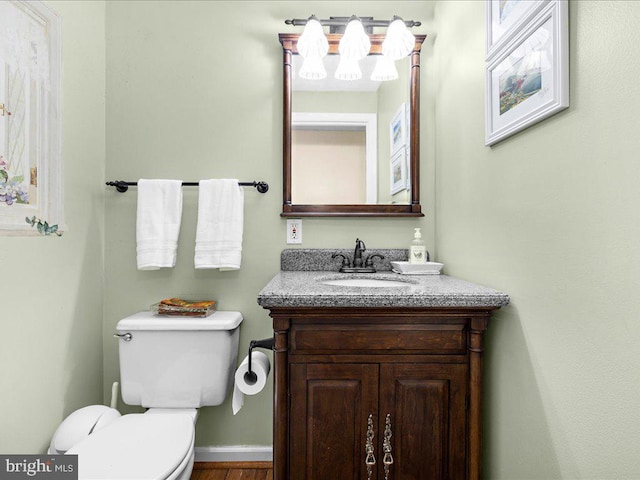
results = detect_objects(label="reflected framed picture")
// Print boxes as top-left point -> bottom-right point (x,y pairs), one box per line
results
390,148 -> 407,195
389,103 -> 406,154
485,0 -> 568,146
486,0 -> 547,59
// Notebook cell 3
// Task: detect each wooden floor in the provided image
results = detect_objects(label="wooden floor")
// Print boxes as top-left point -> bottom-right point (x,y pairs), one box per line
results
191,462 -> 273,480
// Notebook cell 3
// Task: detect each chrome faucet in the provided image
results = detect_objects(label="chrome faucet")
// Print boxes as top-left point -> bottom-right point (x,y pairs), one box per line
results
332,238 -> 385,273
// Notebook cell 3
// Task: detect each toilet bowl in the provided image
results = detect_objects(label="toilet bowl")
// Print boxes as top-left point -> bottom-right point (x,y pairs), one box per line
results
56,311 -> 243,480
67,412 -> 196,480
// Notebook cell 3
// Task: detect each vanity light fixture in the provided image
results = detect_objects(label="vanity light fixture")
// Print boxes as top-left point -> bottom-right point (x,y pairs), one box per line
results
285,15 -> 421,82
370,54 -> 398,82
371,15 -> 415,81
298,55 -> 327,80
382,16 -> 416,60
334,55 -> 363,81
297,15 -> 329,80
335,16 -> 371,81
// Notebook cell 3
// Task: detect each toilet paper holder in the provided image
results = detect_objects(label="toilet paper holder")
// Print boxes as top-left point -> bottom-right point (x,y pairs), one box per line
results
245,337 -> 274,384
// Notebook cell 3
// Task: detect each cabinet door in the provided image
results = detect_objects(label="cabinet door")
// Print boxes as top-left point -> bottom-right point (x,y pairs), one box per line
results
290,363 -> 379,480
379,364 -> 467,480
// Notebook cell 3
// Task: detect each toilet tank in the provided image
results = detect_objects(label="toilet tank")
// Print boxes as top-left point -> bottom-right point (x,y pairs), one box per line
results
116,311 -> 242,408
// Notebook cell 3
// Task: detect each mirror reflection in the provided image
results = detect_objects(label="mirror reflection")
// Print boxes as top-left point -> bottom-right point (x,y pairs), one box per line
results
280,32 -> 425,217
292,55 -> 411,205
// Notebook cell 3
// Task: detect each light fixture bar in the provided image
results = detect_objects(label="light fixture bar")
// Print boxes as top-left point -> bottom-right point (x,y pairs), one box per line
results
285,17 -> 421,28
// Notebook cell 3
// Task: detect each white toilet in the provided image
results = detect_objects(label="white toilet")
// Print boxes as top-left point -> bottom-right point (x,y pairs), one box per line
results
63,310 -> 242,480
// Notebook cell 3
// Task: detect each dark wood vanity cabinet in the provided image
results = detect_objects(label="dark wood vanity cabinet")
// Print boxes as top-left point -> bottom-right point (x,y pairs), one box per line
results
289,362 -> 467,480
267,307 -> 497,480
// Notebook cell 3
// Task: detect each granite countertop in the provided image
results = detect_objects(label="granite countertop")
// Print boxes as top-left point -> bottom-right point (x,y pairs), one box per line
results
257,271 -> 510,309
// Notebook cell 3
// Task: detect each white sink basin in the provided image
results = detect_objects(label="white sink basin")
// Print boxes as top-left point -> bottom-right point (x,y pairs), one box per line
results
320,278 -> 411,288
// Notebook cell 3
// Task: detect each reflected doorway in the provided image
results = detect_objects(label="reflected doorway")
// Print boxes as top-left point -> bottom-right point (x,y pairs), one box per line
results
291,112 -> 377,204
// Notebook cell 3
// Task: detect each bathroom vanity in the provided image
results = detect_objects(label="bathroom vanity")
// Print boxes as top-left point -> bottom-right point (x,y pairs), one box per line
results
258,252 -> 509,480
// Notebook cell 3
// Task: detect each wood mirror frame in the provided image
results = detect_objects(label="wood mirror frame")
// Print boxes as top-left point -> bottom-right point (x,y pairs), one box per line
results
280,33 -> 426,217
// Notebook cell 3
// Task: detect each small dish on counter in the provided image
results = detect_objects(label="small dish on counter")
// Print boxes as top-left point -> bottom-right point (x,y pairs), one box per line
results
391,261 -> 444,275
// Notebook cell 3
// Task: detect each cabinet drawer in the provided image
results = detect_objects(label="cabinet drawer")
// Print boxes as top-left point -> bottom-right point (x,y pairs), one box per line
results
291,324 -> 467,354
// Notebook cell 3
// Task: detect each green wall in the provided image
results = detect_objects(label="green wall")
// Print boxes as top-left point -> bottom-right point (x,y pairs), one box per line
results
433,1 -> 640,478
0,1 -> 106,453
104,0 -> 434,448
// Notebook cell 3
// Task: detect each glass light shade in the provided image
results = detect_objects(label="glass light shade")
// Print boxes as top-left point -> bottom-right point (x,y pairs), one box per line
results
338,19 -> 371,60
299,55 -> 327,80
335,55 -> 362,81
382,18 -> 415,60
297,18 -> 329,58
370,54 -> 398,81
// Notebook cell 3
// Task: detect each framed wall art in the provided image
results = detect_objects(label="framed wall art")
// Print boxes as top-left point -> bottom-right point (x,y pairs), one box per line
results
485,0 -> 568,146
486,0 -> 548,59
390,148 -> 407,195
389,102 -> 406,155
0,0 -> 63,235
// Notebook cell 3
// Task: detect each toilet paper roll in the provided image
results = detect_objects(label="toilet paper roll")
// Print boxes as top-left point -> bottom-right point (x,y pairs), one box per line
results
232,351 -> 271,415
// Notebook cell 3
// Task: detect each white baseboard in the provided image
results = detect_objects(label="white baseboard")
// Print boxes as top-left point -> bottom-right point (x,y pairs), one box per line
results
194,445 -> 273,463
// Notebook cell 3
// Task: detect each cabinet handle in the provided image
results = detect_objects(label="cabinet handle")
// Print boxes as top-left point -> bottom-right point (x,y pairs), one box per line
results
383,414 -> 394,480
365,414 -> 376,480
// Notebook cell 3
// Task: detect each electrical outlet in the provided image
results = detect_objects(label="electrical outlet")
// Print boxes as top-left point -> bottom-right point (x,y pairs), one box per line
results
286,219 -> 302,244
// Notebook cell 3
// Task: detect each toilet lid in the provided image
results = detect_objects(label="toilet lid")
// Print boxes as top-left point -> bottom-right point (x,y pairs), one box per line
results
67,413 -> 194,480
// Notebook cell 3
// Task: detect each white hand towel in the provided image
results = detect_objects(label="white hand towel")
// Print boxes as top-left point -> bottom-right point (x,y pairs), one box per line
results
136,179 -> 183,270
195,179 -> 244,270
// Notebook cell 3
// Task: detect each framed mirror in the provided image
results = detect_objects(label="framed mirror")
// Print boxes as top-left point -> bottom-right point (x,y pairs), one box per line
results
280,33 -> 425,217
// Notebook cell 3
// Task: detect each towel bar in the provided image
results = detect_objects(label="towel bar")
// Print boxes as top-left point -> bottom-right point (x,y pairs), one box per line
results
106,180 -> 269,193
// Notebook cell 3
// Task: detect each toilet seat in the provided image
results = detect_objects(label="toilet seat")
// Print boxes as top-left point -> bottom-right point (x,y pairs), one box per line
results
67,413 -> 194,480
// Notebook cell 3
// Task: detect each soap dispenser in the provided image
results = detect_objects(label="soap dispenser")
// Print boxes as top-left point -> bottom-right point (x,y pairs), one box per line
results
409,228 -> 428,264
